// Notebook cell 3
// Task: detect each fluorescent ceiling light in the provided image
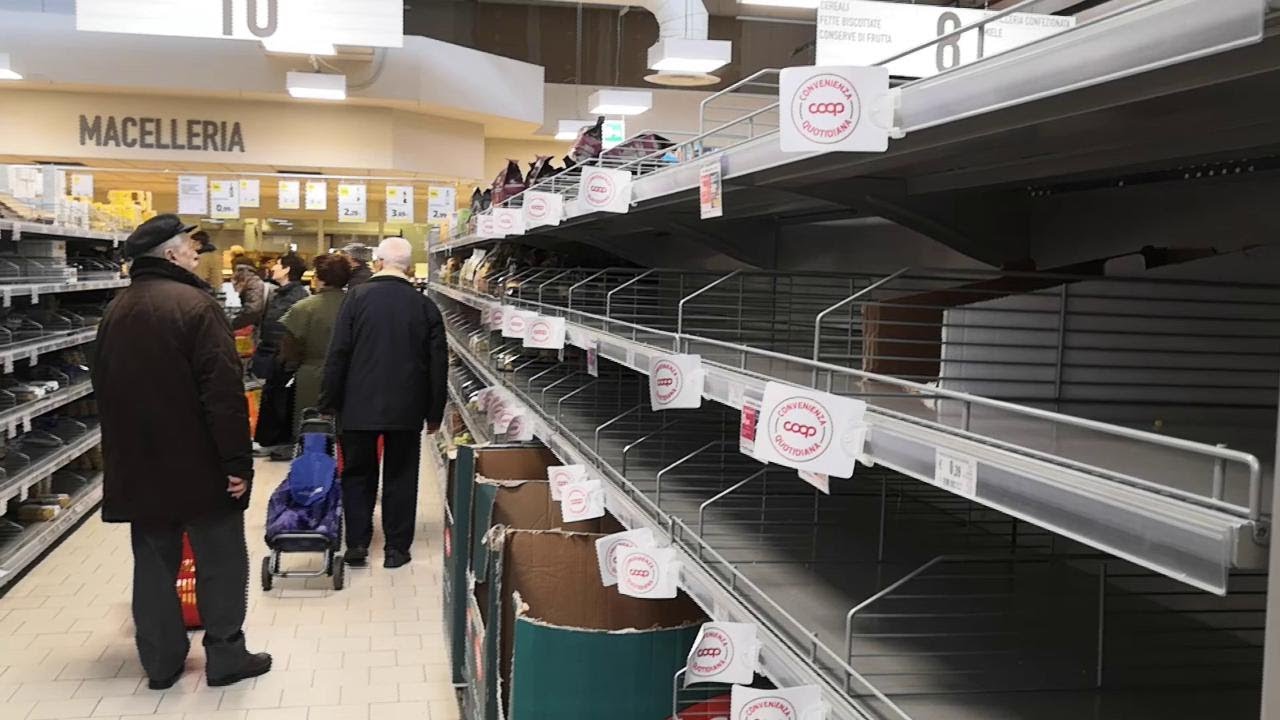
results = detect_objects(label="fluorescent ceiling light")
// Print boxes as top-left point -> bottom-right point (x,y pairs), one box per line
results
647,38 -> 732,74
0,54 -> 23,81
737,0 -> 818,7
262,37 -> 337,56
554,119 -> 594,141
588,89 -> 652,116
286,71 -> 346,100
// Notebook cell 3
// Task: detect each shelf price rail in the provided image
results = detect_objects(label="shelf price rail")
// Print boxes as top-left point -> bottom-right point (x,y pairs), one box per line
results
430,276 -> 1268,597
440,317 -> 901,720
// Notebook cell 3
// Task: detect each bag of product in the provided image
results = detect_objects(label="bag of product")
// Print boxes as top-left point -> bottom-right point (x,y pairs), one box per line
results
491,160 -> 527,206
527,156 -> 559,185
470,188 -> 484,216
604,132 -> 673,163
566,116 -> 605,168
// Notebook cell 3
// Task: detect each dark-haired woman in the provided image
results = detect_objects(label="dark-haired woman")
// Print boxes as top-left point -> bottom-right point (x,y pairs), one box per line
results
254,253 -> 311,458
279,254 -> 353,437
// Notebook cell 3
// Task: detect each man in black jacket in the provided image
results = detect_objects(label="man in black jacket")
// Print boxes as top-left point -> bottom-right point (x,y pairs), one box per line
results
320,237 -> 447,569
94,215 -> 271,690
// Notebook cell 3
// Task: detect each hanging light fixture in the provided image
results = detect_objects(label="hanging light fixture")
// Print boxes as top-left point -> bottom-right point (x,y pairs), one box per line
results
588,90 -> 653,116
0,54 -> 24,81
555,120 -> 595,141
286,71 -> 346,100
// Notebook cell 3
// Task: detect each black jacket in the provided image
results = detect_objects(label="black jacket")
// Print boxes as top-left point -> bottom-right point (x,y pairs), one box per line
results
252,280 -> 308,376
319,274 -> 447,431
94,257 -> 253,523
348,262 -> 373,288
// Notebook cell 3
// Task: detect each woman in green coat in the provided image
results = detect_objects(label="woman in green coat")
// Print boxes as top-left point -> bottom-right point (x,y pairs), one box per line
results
280,254 -> 353,434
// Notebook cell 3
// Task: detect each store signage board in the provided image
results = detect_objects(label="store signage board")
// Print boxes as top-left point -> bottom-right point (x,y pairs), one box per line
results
578,166 -> 632,214
387,185 -> 414,224
69,173 -> 93,199
427,186 -> 455,224
816,0 -> 1075,79
278,180 -> 301,210
698,160 -> 723,220
79,115 -> 245,154
730,685 -> 825,720
337,183 -> 367,223
305,180 -> 327,211
523,191 -> 563,228
76,0 -> 404,49
209,179 -> 240,219
239,179 -> 260,208
751,381 -> 868,478
177,175 -> 208,215
779,65 -> 890,153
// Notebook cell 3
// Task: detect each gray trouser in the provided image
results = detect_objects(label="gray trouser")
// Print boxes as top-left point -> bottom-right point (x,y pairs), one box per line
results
130,511 -> 251,681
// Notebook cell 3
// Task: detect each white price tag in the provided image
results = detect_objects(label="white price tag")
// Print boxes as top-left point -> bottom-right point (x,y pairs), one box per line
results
278,180 -> 301,210
209,179 -> 240,220
28,350 -> 38,365
22,417 -> 31,433
338,184 -> 367,223
386,185 -> 415,224
4,357 -> 13,374
29,288 -> 38,303
239,179 -> 261,208
586,340 -> 599,378
934,449 -> 978,498
305,180 -> 328,210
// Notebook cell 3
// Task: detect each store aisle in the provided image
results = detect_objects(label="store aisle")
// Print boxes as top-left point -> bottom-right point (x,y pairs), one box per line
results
0,448 -> 459,720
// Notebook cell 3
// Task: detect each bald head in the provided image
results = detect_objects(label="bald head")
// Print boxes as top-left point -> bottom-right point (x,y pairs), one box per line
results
374,237 -> 413,273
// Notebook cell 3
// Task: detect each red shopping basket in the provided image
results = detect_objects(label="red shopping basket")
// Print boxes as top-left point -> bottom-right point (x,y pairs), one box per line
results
177,534 -> 201,629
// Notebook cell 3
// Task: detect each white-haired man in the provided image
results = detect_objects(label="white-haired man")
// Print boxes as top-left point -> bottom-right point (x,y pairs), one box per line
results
95,214 -> 271,690
319,237 -> 447,568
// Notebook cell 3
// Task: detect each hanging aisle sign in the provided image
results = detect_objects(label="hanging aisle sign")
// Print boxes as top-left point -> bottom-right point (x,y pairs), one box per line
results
177,175 -> 208,215
209,179 -> 240,219
386,185 -> 414,224
751,382 -> 869,478
338,183 -> 367,223
278,180 -> 301,209
239,179 -> 260,208
816,0 -> 1075,79
493,207 -> 526,237
578,166 -> 632,214
779,65 -> 890,153
428,186 -> 455,223
523,191 -> 563,229
731,685 -> 826,720
304,180 -> 327,210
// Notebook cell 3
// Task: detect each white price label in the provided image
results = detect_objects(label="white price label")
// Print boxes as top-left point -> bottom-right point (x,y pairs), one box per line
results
934,450 -> 978,498
337,184 -> 367,223
278,180 -> 301,210
386,185 -> 415,224
238,179 -> 261,208
210,180 -> 240,220
29,288 -> 38,303
305,180 -> 328,210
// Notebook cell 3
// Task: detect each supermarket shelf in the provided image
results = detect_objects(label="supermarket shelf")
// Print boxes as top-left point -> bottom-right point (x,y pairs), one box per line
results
0,218 -> 127,245
0,425 -> 102,514
0,472 -> 102,590
0,380 -> 94,440
0,277 -> 128,307
0,328 -> 99,375
444,329 -> 894,720
431,281 -> 1265,596
449,379 -> 492,446
433,0 -> 1266,256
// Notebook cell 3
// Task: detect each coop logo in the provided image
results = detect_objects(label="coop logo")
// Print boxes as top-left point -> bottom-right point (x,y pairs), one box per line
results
606,538 -> 636,573
791,73 -> 860,145
652,359 -> 683,405
584,173 -> 615,207
491,309 -> 505,327
565,486 -> 589,515
496,212 -> 514,231
690,627 -> 734,678
740,697 -> 797,720
768,396 -> 832,461
509,315 -> 527,333
622,552 -> 658,593
530,321 -> 551,343
527,197 -> 549,220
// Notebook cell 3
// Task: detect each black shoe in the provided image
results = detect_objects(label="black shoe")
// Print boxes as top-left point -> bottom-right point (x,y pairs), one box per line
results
268,447 -> 293,462
147,667 -> 184,691
384,549 -> 411,569
344,547 -> 368,567
207,652 -> 272,688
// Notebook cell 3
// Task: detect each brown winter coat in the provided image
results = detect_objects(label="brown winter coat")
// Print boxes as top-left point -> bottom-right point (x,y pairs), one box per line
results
94,257 -> 254,524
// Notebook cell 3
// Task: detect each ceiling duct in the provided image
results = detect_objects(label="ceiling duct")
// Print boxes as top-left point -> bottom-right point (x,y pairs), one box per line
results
547,0 -> 731,86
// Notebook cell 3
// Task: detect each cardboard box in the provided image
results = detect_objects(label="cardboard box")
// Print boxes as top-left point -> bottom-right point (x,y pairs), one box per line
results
490,530 -> 706,720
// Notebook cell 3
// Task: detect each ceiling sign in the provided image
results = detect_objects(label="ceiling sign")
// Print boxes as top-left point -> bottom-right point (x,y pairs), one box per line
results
76,0 -> 404,49
816,0 -> 1074,79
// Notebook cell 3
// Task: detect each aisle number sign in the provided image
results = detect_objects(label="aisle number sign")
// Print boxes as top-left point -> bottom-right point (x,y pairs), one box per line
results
177,175 -> 208,215
76,0 -> 404,49
337,183 -> 366,223
816,0 -> 1074,79
238,179 -> 260,208
278,180 -> 301,210
386,185 -> 414,224
304,180 -> 327,210
209,180 -> 240,219
427,186 -> 455,223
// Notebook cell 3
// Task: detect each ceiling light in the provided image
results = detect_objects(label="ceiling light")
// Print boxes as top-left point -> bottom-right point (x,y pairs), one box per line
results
647,38 -> 732,74
554,119 -> 594,141
286,71 -> 346,100
0,54 -> 23,81
737,0 -> 818,7
588,89 -> 653,116
262,37 -> 337,56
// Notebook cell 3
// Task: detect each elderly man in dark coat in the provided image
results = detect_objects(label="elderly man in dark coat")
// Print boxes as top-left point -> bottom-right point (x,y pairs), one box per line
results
93,214 -> 271,691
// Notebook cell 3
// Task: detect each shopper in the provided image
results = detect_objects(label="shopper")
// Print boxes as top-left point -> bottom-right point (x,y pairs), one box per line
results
280,253 -> 352,435
319,237 -> 447,569
93,214 -> 271,691
254,254 -> 310,459
192,230 -> 222,289
342,243 -> 374,288
229,257 -> 265,331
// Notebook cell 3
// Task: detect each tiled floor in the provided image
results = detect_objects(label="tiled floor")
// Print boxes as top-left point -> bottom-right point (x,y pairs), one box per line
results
0,448 -> 459,720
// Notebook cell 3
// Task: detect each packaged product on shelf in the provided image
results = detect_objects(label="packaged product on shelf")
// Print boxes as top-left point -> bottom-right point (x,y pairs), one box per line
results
490,160 -> 527,207
29,492 -> 72,509
16,501 -> 60,521
527,155 -> 560,184
566,116 -> 605,168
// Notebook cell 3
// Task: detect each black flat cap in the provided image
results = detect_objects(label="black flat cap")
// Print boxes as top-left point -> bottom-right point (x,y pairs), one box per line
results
192,230 -> 216,254
124,214 -> 197,260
